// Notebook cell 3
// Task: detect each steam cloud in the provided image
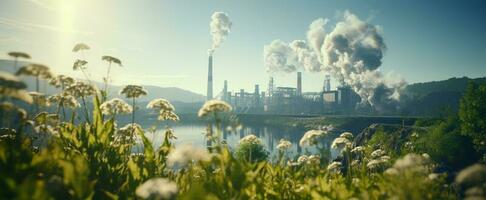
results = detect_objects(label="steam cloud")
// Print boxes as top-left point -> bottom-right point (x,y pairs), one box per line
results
263,11 -> 407,108
208,12 -> 232,55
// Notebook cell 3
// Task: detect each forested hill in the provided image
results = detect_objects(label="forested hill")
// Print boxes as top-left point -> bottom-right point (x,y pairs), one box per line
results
404,77 -> 486,98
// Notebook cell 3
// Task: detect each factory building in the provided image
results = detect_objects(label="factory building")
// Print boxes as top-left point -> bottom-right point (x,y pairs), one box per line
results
215,72 -> 360,115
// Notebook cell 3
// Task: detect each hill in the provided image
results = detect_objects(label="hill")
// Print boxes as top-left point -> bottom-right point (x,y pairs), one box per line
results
0,59 -> 206,103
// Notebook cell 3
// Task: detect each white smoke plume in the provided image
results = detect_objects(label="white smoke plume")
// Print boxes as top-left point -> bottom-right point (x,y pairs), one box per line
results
208,12 -> 232,55
263,40 -> 297,73
263,11 -> 407,108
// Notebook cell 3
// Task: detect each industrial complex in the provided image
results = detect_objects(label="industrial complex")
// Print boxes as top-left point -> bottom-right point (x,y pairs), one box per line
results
206,56 -> 362,115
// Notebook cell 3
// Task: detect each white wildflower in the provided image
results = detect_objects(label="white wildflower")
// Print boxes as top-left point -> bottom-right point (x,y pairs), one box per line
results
100,98 -> 132,115
455,164 -> 486,189
331,136 -> 351,149
29,92 -> 49,107
339,132 -> 353,140
239,134 -> 261,145
276,139 -> 292,151
49,75 -> 74,88
371,149 -> 385,159
308,155 -> 320,165
135,178 -> 177,200
197,99 -> 232,117
120,85 -> 147,98
299,130 -> 326,147
392,153 -> 430,173
167,144 -> 211,167
158,110 -> 179,121
297,155 -> 308,165
48,93 -> 79,109
327,161 -> 342,173
0,71 -> 32,103
65,81 -> 97,98
147,98 -> 175,112
113,123 -> 142,145
351,146 -> 365,153
16,63 -> 53,79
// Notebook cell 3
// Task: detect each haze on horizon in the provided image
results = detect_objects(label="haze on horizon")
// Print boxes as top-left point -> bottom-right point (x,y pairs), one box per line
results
0,0 -> 485,95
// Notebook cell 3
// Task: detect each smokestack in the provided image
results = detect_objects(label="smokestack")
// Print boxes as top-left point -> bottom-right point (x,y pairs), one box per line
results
207,55 -> 213,100
297,72 -> 302,96
324,74 -> 331,91
223,80 -> 228,101
268,77 -> 274,97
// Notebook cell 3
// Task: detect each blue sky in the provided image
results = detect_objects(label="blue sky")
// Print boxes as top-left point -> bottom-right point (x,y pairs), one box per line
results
0,0 -> 485,95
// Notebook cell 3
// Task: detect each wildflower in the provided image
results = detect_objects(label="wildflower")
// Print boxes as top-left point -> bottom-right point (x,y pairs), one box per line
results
73,59 -> 88,70
308,155 -> 320,165
392,153 -> 430,172
166,144 -> 211,167
299,130 -> 326,147
428,173 -> 440,180
331,136 -> 351,149
158,110 -> 179,121
164,128 -> 177,140
113,123 -> 142,145
29,92 -> 49,107
339,132 -> 354,140
65,81 -> 97,98
72,43 -> 90,52
297,155 -> 309,165
197,99 -> 232,117
367,156 -> 390,171
0,71 -> 32,103
455,164 -> 486,190
135,178 -> 178,200
147,98 -> 175,112
16,63 -> 53,79
276,139 -> 292,151
119,85 -> 147,98
384,168 -> 399,175
327,161 -> 342,173
367,159 -> 386,170
351,146 -> 364,153
48,75 -> 74,88
100,98 -> 132,115
239,134 -> 261,145
321,124 -> 334,132
371,149 -> 385,159
47,93 -> 80,109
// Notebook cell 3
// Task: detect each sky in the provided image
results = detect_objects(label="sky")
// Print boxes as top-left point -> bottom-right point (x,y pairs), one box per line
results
0,0 -> 485,96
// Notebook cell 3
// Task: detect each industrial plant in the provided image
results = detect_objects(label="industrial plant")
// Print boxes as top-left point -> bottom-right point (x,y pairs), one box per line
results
207,55 -> 361,115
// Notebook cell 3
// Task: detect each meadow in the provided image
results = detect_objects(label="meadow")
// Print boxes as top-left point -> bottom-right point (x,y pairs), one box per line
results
1,47 -> 485,200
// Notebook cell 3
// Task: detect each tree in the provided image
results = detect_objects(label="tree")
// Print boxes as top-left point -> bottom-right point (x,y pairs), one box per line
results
459,82 -> 486,156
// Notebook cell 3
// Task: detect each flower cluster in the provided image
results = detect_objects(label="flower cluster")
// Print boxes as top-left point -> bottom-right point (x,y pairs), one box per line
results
135,178 -> 178,200
384,153 -> 432,175
147,99 -> 179,121
65,81 -> 97,98
0,71 -> 32,103
276,139 -> 292,151
47,93 -> 80,109
120,85 -> 147,98
112,123 -> 142,146
48,75 -> 75,88
239,134 -> 261,145
327,161 -> 342,174
455,164 -> 486,199
197,100 -> 232,117
16,64 -> 53,79
294,154 -> 321,166
299,130 -> 326,147
100,98 -> 132,115
366,149 -> 391,171
29,92 -> 49,107
166,144 -> 211,167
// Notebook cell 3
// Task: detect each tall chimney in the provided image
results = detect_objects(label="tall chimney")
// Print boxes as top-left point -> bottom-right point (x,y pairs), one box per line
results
207,55 -> 213,100
223,80 -> 228,101
297,72 -> 302,96
324,74 -> 331,92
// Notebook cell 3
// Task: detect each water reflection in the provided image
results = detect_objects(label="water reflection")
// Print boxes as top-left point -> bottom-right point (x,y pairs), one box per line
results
142,123 -> 337,159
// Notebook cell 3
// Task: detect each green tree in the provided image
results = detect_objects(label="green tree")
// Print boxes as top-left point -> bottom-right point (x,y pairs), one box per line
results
459,82 -> 486,156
